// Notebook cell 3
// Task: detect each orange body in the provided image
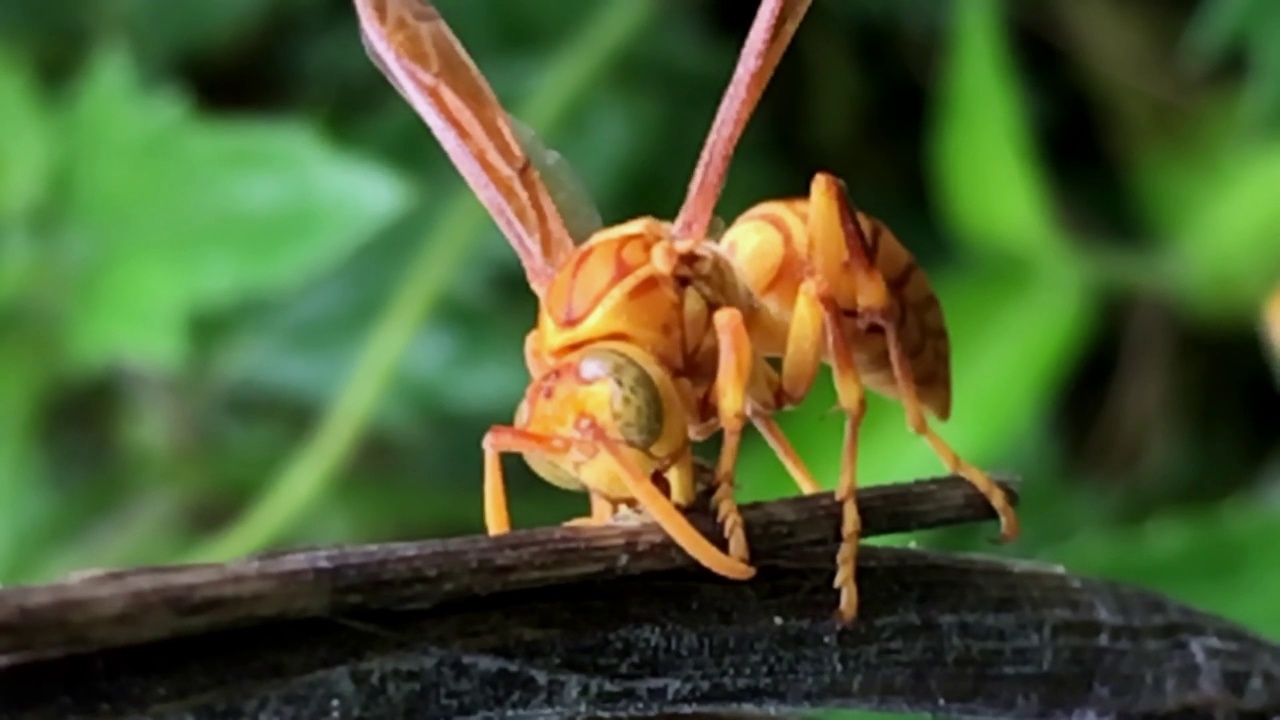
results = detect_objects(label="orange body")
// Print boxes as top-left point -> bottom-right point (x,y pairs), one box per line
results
506,215 -> 773,580
655,174 -> 1021,620
356,0 -> 1017,624
517,218 -> 705,505
718,198 -> 952,417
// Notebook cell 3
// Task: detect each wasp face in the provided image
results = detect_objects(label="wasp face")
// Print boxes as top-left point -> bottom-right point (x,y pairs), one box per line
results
513,346 -> 668,497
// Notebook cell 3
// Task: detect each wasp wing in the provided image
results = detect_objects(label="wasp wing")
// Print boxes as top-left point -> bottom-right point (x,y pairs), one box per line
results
509,116 -> 603,245
355,0 -> 578,297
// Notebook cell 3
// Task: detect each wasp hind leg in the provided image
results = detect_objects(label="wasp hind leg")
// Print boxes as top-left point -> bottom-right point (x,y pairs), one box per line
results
792,277 -> 868,626
820,299 -> 869,626
753,260 -> 867,625
802,175 -> 880,625
880,323 -> 1020,544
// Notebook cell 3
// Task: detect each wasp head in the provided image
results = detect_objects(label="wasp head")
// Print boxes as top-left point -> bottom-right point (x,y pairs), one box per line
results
512,343 -> 691,504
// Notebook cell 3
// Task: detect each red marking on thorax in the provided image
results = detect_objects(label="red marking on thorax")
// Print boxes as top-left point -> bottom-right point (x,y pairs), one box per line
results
548,234 -> 651,328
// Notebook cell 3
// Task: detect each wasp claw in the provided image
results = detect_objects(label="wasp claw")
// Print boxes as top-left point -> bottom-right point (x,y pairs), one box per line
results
832,605 -> 857,628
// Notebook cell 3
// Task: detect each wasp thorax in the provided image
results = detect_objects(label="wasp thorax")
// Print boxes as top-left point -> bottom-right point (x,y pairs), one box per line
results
575,348 -> 664,451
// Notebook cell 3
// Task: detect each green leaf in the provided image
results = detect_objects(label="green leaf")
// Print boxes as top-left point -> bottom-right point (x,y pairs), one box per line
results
1167,142 -> 1280,318
211,85 -> 646,430
0,325 -> 57,578
1125,107 -> 1229,243
818,711 -> 928,720
1130,107 -> 1280,319
120,0 -> 271,64
0,227 -> 35,312
1183,0 -> 1280,127
0,45 -> 54,224
214,225 -> 535,431
736,264 -> 1100,514
182,0 -> 657,564
59,46 -> 413,373
927,0 -> 1068,265
1184,0 -> 1264,62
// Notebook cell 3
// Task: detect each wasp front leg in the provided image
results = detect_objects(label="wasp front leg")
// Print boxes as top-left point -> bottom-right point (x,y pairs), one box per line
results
709,303 -> 827,565
707,307 -> 755,563
484,368 -> 756,582
483,422 -> 581,530
482,425 -> 564,535
482,427 -> 631,531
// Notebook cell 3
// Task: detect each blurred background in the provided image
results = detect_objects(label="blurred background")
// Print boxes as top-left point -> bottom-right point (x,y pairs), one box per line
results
1,0 -> 1278,716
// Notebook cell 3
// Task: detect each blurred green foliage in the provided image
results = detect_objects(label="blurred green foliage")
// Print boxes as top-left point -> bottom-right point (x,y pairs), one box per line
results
0,1 -> 1278,717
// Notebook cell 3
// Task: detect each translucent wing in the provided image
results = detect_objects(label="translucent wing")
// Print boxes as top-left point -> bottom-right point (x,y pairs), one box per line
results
355,0 -> 578,297
509,116 -> 603,244
673,0 -> 814,241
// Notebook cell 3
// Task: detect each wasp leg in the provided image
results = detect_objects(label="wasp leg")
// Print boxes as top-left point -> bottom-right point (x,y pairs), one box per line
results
805,178 -> 875,625
481,428 -> 625,530
708,306 -> 756,564
880,321 -> 1020,544
590,426 -> 756,580
820,295 -> 868,626
779,275 -> 868,624
751,273 -> 829,497
561,493 -> 622,528
749,414 -> 821,495
482,425 -> 570,535
484,427 -> 622,530
484,424 -> 756,580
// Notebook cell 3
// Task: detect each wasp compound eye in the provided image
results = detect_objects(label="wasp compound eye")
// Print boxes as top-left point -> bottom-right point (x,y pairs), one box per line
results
577,349 -> 664,452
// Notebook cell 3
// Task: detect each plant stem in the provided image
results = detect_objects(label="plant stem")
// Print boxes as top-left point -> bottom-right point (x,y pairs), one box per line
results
184,0 -> 655,563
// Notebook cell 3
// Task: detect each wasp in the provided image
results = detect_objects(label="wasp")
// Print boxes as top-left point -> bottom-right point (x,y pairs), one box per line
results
356,0 -> 1019,622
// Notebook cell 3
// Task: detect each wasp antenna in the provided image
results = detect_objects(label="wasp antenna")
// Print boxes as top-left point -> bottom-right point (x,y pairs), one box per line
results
599,437 -> 756,581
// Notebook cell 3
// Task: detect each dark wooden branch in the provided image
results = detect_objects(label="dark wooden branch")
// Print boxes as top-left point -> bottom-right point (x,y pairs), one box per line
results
0,471 -> 1017,664
1,473 -> 1278,719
